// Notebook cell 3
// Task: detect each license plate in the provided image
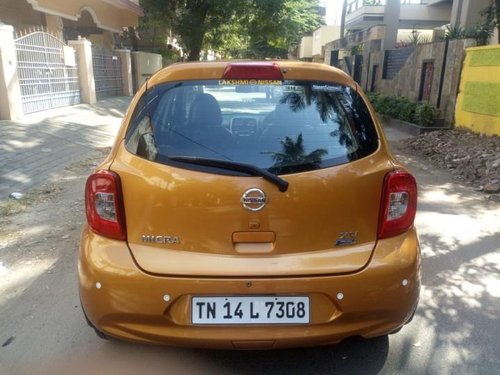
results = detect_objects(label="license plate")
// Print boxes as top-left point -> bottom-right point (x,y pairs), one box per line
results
192,296 -> 310,325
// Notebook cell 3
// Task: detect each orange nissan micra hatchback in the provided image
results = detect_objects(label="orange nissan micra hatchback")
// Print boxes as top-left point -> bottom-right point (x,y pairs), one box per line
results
79,61 -> 420,349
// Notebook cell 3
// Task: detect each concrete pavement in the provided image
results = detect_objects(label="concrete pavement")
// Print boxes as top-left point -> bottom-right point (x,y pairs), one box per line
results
381,120 -> 415,142
0,97 -> 131,200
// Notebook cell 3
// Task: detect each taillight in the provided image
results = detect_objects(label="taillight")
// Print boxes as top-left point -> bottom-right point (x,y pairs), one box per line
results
222,62 -> 284,80
85,170 -> 126,241
378,170 -> 417,239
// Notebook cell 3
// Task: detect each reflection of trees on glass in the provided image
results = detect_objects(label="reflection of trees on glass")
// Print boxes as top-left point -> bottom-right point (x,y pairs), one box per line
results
279,87 -> 356,151
330,122 -> 354,149
269,133 -> 327,173
280,88 -> 336,123
279,88 -> 310,112
280,92 -> 306,112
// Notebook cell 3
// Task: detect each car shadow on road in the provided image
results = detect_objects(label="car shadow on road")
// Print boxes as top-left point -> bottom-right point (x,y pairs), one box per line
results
194,335 -> 389,374
84,335 -> 389,375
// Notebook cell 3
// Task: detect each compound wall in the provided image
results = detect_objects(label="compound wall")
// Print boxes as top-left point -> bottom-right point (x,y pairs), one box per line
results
455,45 -> 500,136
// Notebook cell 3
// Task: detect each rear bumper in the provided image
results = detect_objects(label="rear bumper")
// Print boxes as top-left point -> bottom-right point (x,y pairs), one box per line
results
79,227 -> 421,349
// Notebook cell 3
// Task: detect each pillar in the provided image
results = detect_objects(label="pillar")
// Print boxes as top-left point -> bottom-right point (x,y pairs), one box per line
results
451,0 -> 491,29
382,0 -> 401,51
116,49 -> 133,96
0,24 -> 23,120
68,39 -> 96,104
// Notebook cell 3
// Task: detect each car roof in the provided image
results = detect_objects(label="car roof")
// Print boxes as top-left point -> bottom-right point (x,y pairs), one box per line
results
147,60 -> 357,89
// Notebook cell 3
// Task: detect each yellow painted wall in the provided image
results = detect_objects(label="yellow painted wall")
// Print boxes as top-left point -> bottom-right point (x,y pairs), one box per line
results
455,45 -> 500,136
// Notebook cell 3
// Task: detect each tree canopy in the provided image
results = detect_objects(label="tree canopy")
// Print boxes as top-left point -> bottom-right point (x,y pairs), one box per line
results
139,0 -> 323,61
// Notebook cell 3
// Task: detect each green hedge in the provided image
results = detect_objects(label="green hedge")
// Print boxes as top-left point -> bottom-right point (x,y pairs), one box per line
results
366,92 -> 438,127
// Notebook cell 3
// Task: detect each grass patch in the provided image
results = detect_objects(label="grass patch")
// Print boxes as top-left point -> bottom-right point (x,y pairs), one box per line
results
463,82 -> 500,117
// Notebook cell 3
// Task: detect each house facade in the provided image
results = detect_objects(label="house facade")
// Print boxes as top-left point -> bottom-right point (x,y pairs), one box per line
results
297,26 -> 341,62
0,0 -> 147,120
0,0 -> 143,49
310,0 -> 498,128
326,0 -> 497,83
340,0 -> 496,55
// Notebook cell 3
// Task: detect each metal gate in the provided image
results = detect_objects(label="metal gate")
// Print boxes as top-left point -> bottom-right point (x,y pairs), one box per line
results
15,30 -> 81,114
92,46 -> 123,100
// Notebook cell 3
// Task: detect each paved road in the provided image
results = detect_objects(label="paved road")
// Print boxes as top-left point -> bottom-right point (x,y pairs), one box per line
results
0,108 -> 499,374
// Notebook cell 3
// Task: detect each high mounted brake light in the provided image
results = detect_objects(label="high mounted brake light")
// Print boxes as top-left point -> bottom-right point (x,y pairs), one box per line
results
222,62 -> 284,80
378,170 -> 417,239
85,170 -> 127,241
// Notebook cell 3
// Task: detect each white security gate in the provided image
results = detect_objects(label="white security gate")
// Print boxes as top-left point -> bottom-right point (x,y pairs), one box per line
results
92,46 -> 123,100
15,31 -> 81,114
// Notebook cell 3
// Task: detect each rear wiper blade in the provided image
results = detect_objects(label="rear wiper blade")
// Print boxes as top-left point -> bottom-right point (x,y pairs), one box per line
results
168,156 -> 289,192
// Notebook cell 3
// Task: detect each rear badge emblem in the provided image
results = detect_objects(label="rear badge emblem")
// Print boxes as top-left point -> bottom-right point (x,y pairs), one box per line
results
241,188 -> 267,211
336,232 -> 358,246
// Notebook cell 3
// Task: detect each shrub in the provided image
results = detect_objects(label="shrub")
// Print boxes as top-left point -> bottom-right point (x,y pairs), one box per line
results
366,92 -> 438,127
396,97 -> 417,122
365,92 -> 378,105
414,103 -> 437,127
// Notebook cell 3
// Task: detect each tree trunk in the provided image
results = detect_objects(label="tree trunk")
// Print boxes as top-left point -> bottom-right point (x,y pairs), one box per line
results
184,1 -> 210,61
187,41 -> 203,61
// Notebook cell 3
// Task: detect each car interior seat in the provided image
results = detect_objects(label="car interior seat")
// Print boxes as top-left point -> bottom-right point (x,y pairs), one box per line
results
188,93 -> 232,152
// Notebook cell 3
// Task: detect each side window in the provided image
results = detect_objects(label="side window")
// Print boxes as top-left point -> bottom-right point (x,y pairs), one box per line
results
125,90 -> 159,141
127,116 -> 157,161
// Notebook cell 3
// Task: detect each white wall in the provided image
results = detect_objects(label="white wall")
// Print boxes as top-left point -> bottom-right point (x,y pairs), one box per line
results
312,26 -> 341,57
131,51 -> 162,92
299,36 -> 313,59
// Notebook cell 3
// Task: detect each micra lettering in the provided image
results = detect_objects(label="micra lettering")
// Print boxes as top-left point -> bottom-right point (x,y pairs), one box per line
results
142,235 -> 181,244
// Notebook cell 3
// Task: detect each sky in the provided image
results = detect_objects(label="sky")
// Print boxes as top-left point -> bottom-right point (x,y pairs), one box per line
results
320,0 -> 344,26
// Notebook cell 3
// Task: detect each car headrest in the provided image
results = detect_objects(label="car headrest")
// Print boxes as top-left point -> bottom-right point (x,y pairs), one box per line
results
189,93 -> 222,127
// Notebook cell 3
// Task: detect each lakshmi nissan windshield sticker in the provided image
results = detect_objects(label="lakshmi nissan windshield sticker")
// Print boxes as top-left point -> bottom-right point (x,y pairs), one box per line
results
219,79 -> 282,85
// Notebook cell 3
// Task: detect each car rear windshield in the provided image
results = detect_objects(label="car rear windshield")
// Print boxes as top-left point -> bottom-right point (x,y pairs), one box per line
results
125,80 -> 379,175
